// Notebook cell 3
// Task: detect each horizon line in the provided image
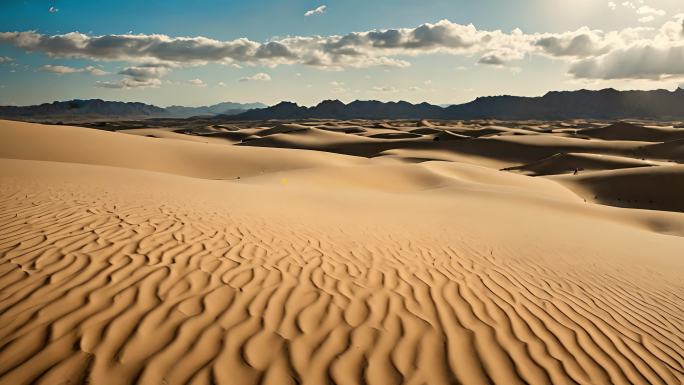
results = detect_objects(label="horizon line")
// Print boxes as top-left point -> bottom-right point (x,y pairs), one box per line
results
2,86 -> 684,108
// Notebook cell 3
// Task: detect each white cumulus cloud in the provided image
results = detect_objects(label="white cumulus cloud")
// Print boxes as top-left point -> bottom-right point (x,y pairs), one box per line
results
40,64 -> 109,75
186,78 -> 206,87
372,86 -> 397,92
636,6 -> 666,17
239,72 -> 271,82
305,5 -> 327,17
40,64 -> 81,74
2,16 -> 684,84
84,66 -> 109,76
95,77 -> 162,89
568,17 -> 684,80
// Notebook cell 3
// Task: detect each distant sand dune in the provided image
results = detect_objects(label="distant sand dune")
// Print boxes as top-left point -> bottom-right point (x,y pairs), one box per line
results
555,165 -> 684,212
578,122 -> 684,142
638,139 -> 684,163
0,120 -> 683,385
504,152 -> 659,176
0,120 -> 362,179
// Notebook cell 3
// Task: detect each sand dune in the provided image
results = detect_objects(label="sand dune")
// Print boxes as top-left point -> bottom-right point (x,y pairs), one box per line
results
0,120 -> 362,179
578,122 -> 684,142
317,125 -> 368,134
254,123 -> 311,137
1,119 -> 683,385
504,152 -> 659,176
237,123 -> 649,168
437,135 -> 650,168
638,139 -> 684,163
554,165 -> 684,212
120,128 -> 246,145
239,126 -> 424,158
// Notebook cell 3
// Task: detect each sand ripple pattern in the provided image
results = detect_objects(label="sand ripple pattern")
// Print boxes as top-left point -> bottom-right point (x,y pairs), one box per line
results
1,182 -> 683,385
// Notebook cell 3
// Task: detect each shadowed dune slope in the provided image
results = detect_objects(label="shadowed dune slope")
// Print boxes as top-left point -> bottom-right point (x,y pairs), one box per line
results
238,126 -> 423,157
504,152 -> 659,176
237,126 -> 650,168
638,139 -> 684,163
437,135 -> 650,167
578,122 -> 684,142
553,165 -> 684,212
0,120 -> 683,385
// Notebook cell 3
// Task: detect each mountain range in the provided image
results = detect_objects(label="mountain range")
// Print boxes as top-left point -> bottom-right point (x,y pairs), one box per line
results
2,88 -> 684,122
0,100 -> 267,121
164,102 -> 268,118
229,88 -> 684,121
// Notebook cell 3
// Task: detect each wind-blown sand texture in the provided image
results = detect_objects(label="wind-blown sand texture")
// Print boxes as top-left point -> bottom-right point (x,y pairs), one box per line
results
0,119 -> 683,385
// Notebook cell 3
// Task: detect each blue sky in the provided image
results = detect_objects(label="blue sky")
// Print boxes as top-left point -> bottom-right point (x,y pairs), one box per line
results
1,0 -> 683,106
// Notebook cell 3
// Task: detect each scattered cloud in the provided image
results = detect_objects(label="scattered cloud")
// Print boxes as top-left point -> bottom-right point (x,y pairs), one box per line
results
636,6 -> 666,23
568,17 -> 684,80
119,65 -> 170,79
617,2 -> 667,23
40,64 -> 81,74
84,66 -> 109,76
371,86 -> 397,92
477,54 -> 506,66
239,72 -> 271,82
186,78 -> 206,87
103,63 -> 170,88
533,28 -> 614,58
94,81 -> 123,89
40,64 -> 109,75
0,20 -> 510,69
329,81 -> 348,93
569,45 -> 684,80
95,77 -> 162,89
0,20 -> 544,70
304,5 -> 327,17
409,80 -> 435,92
636,6 -> 666,17
3,16 -> 684,82
0,56 -> 12,63
48,6 -> 58,13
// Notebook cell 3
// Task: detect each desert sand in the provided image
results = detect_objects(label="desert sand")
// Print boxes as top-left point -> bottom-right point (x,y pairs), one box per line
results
0,119 -> 682,385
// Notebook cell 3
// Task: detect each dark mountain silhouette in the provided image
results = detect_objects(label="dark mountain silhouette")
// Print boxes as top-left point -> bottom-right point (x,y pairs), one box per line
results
3,88 -> 684,122
230,99 -> 444,120
0,99 -> 166,119
164,102 -> 267,118
0,99 -> 267,120
229,88 -> 684,121
444,88 -> 684,120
